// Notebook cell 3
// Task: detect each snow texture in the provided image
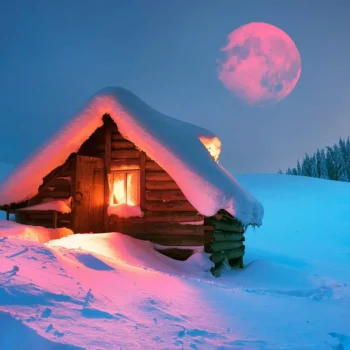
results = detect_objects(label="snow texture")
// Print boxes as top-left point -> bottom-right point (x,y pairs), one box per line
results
17,200 -> 71,214
107,204 -> 144,218
0,87 -> 263,226
0,174 -> 349,349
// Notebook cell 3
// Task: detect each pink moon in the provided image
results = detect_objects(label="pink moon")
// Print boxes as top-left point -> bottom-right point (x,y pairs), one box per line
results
217,22 -> 301,106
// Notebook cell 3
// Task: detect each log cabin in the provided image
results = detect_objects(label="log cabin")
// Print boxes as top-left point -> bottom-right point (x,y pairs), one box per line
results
0,87 -> 264,276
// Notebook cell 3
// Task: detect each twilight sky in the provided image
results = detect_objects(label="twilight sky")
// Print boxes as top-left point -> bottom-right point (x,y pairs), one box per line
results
1,0 -> 350,174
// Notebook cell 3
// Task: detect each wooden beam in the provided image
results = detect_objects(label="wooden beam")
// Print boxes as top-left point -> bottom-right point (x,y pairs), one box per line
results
111,140 -> 136,150
143,212 -> 204,223
146,181 -> 180,190
212,220 -> 244,233
212,232 -> 245,242
108,222 -> 205,235
104,123 -> 112,231
145,172 -> 174,182
110,159 -> 140,170
145,161 -> 163,172
205,241 -> 244,253
145,190 -> 186,201
111,133 -> 125,141
52,211 -> 58,229
140,151 -> 146,210
145,200 -> 196,212
111,149 -> 140,159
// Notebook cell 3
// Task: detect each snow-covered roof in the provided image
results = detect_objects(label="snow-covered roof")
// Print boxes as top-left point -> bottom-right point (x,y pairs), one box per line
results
0,87 -> 263,226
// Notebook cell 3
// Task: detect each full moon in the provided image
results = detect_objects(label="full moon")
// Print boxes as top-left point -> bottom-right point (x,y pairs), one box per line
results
217,22 -> 301,106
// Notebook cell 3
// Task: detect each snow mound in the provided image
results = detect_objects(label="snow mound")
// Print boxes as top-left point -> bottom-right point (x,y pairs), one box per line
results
0,175 -> 349,349
0,221 -> 73,243
0,87 -> 263,226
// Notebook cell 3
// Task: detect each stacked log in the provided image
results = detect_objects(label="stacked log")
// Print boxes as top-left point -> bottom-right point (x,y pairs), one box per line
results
206,211 -> 246,277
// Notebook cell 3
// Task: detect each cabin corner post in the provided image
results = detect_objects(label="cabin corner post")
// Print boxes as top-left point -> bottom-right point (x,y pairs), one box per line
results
140,151 -> 146,210
103,122 -> 112,231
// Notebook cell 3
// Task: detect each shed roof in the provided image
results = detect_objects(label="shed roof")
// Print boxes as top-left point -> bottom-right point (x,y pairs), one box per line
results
0,87 -> 263,226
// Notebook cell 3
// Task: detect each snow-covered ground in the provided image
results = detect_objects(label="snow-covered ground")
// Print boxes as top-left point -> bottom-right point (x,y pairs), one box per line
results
1,174 -> 350,349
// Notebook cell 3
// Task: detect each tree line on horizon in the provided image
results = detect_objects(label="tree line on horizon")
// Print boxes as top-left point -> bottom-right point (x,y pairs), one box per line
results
279,137 -> 350,182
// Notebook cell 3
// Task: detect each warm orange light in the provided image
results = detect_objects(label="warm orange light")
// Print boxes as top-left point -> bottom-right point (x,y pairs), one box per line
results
199,136 -> 222,162
113,173 -> 137,206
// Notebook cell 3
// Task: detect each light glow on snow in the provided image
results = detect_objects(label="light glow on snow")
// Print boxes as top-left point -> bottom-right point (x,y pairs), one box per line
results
107,203 -> 144,218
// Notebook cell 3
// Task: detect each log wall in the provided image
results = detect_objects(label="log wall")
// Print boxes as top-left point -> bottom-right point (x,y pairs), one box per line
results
204,211 -> 246,277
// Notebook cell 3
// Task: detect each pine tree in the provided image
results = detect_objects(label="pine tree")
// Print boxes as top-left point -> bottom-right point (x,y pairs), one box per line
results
302,154 -> 312,176
286,168 -> 293,175
316,149 -> 321,177
326,147 -> 337,180
319,149 -> 329,179
310,154 -> 318,178
277,169 -> 283,174
334,145 -> 349,182
296,161 -> 302,175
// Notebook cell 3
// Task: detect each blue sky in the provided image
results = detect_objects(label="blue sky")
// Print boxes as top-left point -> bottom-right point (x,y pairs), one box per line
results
1,0 -> 350,173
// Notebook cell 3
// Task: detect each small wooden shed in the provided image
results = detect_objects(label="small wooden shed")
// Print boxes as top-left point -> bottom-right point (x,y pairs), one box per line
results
0,87 -> 263,276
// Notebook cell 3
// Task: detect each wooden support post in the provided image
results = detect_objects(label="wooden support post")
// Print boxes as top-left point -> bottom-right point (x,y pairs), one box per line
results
6,210 -> 9,221
140,151 -> 146,210
52,211 -> 58,229
104,122 -> 112,231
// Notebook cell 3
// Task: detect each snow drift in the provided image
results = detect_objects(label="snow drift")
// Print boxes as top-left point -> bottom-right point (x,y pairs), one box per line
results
0,174 -> 349,349
0,87 -> 263,226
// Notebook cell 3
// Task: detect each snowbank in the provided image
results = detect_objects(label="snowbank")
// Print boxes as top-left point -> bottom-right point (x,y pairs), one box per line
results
0,87 -> 263,226
0,221 -> 72,243
0,175 -> 349,349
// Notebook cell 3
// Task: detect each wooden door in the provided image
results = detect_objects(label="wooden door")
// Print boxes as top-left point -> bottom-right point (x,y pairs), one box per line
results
72,155 -> 105,233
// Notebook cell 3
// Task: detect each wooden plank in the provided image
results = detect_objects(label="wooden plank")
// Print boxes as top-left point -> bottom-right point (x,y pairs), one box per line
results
205,241 -> 244,253
142,234 -> 209,246
111,133 -> 125,141
104,123 -> 112,231
37,188 -> 71,197
143,212 -> 204,223
110,159 -> 140,170
108,222 -> 204,235
52,211 -> 58,229
92,169 -> 106,233
111,149 -> 140,159
145,172 -> 174,182
146,181 -> 180,190
111,140 -> 136,150
140,151 -> 146,210
145,200 -> 196,212
212,232 -> 245,242
145,190 -> 186,201
212,220 -> 244,233
145,161 -> 163,172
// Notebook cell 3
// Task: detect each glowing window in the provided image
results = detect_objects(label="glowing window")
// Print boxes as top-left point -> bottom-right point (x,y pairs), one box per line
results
112,170 -> 140,206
